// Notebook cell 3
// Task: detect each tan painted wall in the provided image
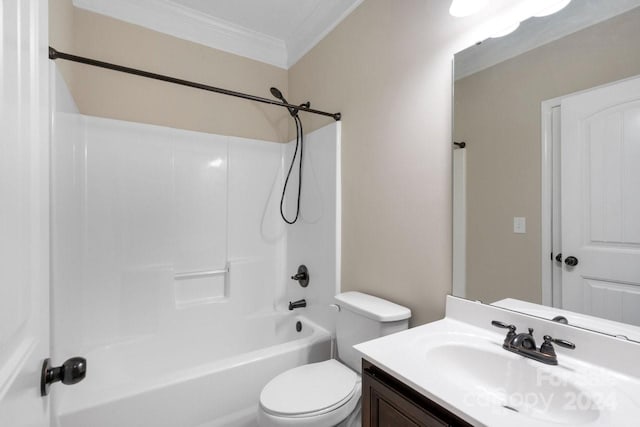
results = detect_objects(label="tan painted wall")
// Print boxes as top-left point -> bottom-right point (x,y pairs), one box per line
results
50,0 -> 525,327
455,8 -> 640,304
49,0 -> 75,86
289,0 -> 497,326
49,0 -> 289,142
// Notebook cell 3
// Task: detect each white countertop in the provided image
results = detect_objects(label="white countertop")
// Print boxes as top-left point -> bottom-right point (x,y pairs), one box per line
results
354,296 -> 640,427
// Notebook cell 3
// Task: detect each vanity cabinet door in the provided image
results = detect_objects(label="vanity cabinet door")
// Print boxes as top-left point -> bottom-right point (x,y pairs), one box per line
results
362,360 -> 473,427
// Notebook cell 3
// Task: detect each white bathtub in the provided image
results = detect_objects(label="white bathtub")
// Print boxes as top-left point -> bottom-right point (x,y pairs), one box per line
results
55,313 -> 331,427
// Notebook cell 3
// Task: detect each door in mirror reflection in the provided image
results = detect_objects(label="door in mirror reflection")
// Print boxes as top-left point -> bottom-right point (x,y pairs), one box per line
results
559,76 -> 640,326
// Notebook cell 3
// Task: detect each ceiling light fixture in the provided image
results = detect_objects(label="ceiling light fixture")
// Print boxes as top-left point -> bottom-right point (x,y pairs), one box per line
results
533,0 -> 571,17
449,0 -> 572,39
449,0 -> 489,17
489,21 -> 521,38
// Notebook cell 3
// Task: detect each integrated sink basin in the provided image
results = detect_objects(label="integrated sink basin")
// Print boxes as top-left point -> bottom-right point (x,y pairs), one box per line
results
423,342 -> 600,425
355,297 -> 640,427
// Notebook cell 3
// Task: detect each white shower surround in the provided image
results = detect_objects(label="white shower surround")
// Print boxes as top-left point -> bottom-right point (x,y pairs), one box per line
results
51,68 -> 341,426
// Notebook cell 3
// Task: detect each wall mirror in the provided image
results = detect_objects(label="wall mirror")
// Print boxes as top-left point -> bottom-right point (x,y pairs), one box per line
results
452,0 -> 640,340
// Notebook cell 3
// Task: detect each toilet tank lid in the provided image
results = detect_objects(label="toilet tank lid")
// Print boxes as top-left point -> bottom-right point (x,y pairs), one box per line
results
335,292 -> 411,322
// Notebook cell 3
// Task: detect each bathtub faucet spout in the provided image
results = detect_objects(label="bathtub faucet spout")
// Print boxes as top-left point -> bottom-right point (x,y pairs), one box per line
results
288,299 -> 307,310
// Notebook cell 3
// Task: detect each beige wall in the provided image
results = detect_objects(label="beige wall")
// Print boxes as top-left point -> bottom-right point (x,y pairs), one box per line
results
49,0 -> 75,87
289,0 -> 494,326
49,0 -> 289,142
455,8 -> 640,304
50,0 -> 520,327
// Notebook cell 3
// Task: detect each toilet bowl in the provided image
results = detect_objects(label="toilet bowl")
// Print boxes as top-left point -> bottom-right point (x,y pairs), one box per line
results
257,292 -> 411,427
258,360 -> 361,427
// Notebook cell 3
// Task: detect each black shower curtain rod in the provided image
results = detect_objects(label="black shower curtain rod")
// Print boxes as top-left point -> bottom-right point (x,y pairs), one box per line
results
49,47 -> 341,121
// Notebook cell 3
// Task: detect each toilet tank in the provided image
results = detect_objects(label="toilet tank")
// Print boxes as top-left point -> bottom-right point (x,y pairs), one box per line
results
334,292 -> 411,373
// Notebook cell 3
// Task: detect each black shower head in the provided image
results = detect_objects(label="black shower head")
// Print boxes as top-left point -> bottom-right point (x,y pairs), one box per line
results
270,86 -> 297,117
270,87 -> 286,102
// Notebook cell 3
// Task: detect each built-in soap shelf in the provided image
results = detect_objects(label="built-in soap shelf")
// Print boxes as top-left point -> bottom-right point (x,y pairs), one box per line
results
173,266 -> 229,280
173,263 -> 230,308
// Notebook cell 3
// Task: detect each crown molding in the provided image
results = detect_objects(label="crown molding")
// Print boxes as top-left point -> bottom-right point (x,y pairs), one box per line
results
73,0 -> 289,69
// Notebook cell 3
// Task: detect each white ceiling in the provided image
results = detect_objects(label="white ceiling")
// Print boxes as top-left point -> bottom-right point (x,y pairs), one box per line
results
73,0 -> 364,69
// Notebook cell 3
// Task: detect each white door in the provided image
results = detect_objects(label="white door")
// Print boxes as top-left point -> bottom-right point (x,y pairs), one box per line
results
561,75 -> 640,326
0,0 -> 50,425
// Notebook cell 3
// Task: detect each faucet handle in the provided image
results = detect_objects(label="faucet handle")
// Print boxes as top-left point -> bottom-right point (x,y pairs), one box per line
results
291,265 -> 309,287
491,320 -> 516,333
543,335 -> 576,349
540,335 -> 575,357
552,315 -> 569,324
492,320 -> 517,348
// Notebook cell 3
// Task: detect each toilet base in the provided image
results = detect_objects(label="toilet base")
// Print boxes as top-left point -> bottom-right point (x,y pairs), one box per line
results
257,396 -> 361,427
335,400 -> 360,427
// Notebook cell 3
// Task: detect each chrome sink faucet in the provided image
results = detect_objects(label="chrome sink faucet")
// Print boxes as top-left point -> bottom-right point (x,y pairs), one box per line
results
492,320 -> 575,365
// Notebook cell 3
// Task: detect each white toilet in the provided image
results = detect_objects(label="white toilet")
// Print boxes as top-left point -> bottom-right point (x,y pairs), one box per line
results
257,291 -> 411,427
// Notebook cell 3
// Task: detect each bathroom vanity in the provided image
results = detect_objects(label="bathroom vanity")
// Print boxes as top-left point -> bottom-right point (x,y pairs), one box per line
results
362,359 -> 471,426
356,296 -> 640,426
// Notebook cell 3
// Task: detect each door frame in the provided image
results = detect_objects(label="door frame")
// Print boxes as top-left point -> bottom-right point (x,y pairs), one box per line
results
541,97 -> 562,307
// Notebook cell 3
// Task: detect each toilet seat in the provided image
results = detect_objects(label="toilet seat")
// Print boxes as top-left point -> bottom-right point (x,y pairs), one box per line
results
258,360 -> 361,427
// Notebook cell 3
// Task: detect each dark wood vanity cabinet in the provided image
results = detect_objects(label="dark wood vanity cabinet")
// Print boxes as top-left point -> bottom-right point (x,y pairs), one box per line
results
362,360 -> 473,427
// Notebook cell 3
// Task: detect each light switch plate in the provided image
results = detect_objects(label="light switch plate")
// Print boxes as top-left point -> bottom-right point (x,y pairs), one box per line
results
514,217 -> 526,234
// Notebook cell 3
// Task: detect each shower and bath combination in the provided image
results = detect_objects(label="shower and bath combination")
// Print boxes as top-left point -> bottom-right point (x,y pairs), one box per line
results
43,48 -> 342,426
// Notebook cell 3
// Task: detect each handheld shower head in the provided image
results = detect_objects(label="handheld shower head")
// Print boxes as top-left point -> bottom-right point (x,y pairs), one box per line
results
270,86 -> 306,225
270,86 -> 297,117
270,87 -> 286,102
